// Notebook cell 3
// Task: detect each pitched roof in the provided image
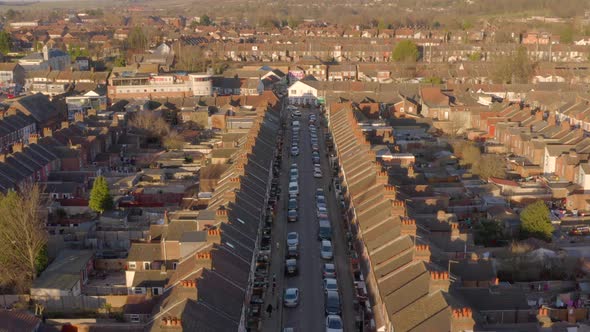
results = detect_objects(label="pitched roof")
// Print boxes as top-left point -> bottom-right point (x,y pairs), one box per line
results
0,310 -> 41,332
421,87 -> 450,108
9,93 -> 59,124
127,243 -> 162,262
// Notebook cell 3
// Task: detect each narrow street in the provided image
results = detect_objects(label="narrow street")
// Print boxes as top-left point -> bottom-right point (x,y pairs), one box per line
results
261,105 -> 355,331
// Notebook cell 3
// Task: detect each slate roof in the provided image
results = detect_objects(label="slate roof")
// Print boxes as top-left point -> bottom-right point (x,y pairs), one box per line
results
0,310 -> 41,332
10,93 -> 59,125
33,250 -> 93,290
127,243 -> 162,262
147,108 -> 280,331
330,104 -> 455,331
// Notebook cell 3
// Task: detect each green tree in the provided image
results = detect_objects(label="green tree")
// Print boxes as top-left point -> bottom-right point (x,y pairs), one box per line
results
5,9 -> 19,20
392,40 -> 419,62
200,14 -> 212,26
68,45 -> 89,59
287,16 -> 302,28
468,52 -> 482,61
114,56 -> 126,67
560,25 -> 574,44
460,20 -> 473,31
127,27 -> 147,51
423,77 -> 443,84
89,176 -> 113,213
0,183 -> 47,292
520,200 -> 553,241
475,219 -> 506,247
0,30 -> 11,54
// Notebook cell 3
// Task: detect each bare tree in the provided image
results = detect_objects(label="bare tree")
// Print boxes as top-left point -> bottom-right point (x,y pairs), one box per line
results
163,130 -> 185,150
0,183 -> 48,292
129,111 -> 171,138
473,154 -> 506,180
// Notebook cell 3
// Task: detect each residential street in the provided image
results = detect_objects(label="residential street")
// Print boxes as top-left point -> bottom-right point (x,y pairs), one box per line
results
262,106 -> 355,332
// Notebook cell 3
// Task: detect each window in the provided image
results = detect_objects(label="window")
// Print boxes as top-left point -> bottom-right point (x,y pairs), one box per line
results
172,262 -> 178,270
152,287 -> 161,296
133,287 -> 144,294
130,314 -> 140,323
128,262 -> 136,270
290,89 -> 297,95
144,262 -> 150,270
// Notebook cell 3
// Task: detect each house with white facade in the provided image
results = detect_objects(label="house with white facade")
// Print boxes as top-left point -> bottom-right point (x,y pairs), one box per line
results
576,163 -> 590,190
544,145 -> 569,174
66,89 -> 108,119
18,45 -> 71,71
287,80 -> 319,105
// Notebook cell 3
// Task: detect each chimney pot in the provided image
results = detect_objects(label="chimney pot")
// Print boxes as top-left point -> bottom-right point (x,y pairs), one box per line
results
12,142 -> 23,153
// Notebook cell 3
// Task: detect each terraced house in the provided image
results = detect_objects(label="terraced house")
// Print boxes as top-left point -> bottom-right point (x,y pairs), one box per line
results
329,104 -> 476,332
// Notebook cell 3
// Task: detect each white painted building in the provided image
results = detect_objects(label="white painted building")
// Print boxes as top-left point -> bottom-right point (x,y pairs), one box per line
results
577,163 -> 590,190
287,80 -> 318,105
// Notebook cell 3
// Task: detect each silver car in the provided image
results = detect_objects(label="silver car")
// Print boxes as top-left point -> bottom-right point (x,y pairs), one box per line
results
287,232 -> 299,247
323,278 -> 338,293
284,288 -> 300,307
321,240 -> 333,260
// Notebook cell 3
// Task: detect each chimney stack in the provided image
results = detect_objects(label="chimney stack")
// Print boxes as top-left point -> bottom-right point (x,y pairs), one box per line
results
74,112 -> 84,123
12,142 -> 23,153
43,128 -> 53,137
29,133 -> 40,144
61,121 -> 69,129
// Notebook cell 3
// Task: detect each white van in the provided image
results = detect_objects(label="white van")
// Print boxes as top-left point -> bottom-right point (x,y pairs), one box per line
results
288,181 -> 299,197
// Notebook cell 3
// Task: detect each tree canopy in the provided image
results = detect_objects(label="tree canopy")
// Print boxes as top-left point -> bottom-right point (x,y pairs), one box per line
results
89,176 -> 113,213
68,45 -> 89,59
200,14 -> 212,26
114,56 -> 127,67
520,200 -> 553,241
392,40 -> 419,62
0,184 -> 47,292
0,30 -> 11,54
127,27 -> 148,51
473,154 -> 506,180
493,46 -> 534,84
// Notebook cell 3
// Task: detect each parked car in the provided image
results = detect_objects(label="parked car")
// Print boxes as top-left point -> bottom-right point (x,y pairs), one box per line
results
288,209 -> 298,222
287,245 -> 299,258
287,232 -> 299,247
289,182 -> 299,196
314,167 -> 323,178
323,263 -> 336,278
323,278 -> 338,293
325,315 -> 343,332
320,240 -> 333,260
316,188 -> 325,198
292,110 -> 302,117
318,218 -> 332,240
324,290 -> 341,315
291,146 -> 300,156
288,198 -> 298,211
316,195 -> 326,209
285,258 -> 298,275
317,206 -> 328,219
284,288 -> 300,307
